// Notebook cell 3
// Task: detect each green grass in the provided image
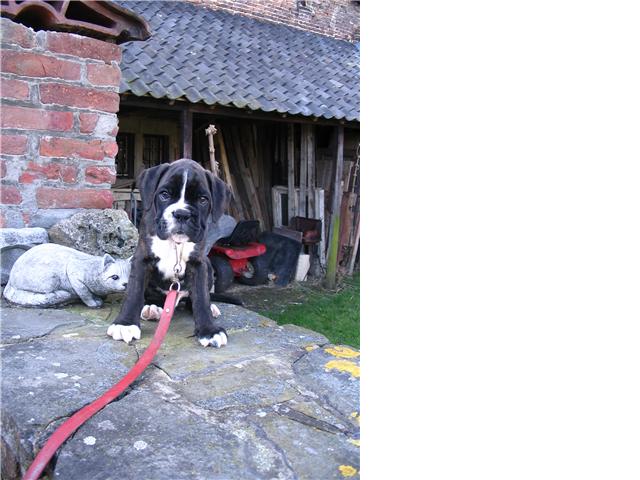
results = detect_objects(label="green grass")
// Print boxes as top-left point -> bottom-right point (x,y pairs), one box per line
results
258,274 -> 360,348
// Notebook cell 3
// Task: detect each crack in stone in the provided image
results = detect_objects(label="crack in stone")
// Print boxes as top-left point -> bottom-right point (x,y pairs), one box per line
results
150,362 -> 173,381
272,403 -> 347,435
246,417 -> 299,480
0,320 -> 88,347
290,341 -> 329,367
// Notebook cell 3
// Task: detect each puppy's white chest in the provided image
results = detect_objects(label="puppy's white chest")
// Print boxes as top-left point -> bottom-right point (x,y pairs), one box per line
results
150,236 -> 196,280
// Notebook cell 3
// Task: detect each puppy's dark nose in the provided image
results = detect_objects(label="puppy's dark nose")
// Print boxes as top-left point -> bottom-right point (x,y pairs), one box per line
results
172,209 -> 191,222
122,283 -> 128,288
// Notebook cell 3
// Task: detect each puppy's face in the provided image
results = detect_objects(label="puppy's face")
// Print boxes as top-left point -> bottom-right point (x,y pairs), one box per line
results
138,159 -> 231,245
154,168 -> 211,243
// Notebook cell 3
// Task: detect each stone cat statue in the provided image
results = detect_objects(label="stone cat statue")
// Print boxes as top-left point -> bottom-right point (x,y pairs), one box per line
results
3,243 -> 131,308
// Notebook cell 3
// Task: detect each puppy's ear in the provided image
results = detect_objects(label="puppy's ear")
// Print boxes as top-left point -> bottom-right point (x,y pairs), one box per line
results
206,171 -> 232,223
137,163 -> 170,212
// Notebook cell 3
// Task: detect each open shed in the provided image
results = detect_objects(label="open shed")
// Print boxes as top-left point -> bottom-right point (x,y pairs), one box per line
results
113,0 -> 360,273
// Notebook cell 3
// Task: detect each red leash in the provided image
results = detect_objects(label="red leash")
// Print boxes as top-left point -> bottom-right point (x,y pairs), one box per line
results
23,288 -> 180,480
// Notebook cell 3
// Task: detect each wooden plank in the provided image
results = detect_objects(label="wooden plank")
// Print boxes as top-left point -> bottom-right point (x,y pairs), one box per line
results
215,127 -> 244,219
325,126 -> 344,289
315,187 -> 326,266
347,214 -> 360,275
181,107 -> 192,158
287,124 -> 296,223
229,125 -> 264,223
271,186 -> 283,228
299,124 -> 307,217
338,192 -> 357,266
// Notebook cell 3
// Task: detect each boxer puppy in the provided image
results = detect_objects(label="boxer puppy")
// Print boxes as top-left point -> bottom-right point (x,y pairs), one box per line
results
107,158 -> 231,347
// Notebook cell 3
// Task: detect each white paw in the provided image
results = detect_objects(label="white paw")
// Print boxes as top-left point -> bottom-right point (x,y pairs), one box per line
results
107,324 -> 141,344
140,304 -> 163,321
210,303 -> 221,317
198,332 -> 228,348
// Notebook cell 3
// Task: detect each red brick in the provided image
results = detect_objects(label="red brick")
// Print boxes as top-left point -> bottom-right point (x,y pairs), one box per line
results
1,106 -> 73,131
46,32 -> 121,63
40,83 -> 120,113
0,211 -> 5,228
36,187 -> 113,209
0,51 -> 80,81
1,185 -> 21,205
85,166 -> 116,185
79,113 -> 99,133
0,135 -> 28,155
19,161 -> 77,184
0,78 -> 30,100
0,20 -> 35,48
39,137 -> 116,161
22,212 -> 31,226
87,63 -> 121,87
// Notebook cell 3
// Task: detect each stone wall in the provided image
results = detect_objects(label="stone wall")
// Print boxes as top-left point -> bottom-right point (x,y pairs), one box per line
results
186,0 -> 360,42
0,18 -> 120,229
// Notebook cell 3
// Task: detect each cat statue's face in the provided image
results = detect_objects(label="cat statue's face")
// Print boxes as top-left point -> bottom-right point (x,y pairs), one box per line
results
101,255 -> 132,292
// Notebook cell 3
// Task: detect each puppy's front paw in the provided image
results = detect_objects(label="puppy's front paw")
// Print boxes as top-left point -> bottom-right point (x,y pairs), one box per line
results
198,331 -> 228,348
140,304 -> 163,321
107,324 -> 141,344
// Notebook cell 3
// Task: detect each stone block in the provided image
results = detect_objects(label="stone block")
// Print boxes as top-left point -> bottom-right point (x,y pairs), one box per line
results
47,209 -> 138,257
0,227 -> 49,285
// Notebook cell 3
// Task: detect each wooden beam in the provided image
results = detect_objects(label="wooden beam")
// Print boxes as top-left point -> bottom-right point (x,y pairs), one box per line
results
120,95 -> 360,129
325,126 -> 344,289
287,124 -> 296,223
181,107 -> 193,158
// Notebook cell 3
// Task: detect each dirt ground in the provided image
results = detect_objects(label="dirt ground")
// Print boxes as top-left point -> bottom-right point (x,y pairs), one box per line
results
226,280 -> 322,315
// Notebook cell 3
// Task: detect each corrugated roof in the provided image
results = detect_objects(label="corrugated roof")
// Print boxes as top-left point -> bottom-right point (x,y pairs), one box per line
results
116,1 -> 360,121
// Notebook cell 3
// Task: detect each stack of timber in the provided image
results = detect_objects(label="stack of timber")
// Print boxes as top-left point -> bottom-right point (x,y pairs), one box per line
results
195,122 -> 276,231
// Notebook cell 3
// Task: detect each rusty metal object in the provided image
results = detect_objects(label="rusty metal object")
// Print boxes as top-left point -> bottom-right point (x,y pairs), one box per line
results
0,0 -> 150,43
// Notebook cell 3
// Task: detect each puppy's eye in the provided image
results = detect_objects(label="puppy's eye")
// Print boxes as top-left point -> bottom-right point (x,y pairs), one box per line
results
110,275 -> 119,280
198,196 -> 209,205
158,191 -> 170,201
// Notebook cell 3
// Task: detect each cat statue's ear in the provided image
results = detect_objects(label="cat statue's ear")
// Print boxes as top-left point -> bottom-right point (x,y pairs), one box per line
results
102,254 -> 116,270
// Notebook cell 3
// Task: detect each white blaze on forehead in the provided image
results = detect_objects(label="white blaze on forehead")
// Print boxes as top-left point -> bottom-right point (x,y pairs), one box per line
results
162,170 -> 190,231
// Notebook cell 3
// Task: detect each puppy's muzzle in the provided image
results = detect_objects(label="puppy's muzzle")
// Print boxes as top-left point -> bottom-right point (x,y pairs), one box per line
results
173,209 -> 191,223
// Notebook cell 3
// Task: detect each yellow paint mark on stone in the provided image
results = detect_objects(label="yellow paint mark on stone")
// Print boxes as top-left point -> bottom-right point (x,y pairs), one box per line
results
305,344 -> 318,352
339,465 -> 358,477
350,412 -> 360,424
325,360 -> 360,378
348,438 -> 360,447
325,345 -> 360,359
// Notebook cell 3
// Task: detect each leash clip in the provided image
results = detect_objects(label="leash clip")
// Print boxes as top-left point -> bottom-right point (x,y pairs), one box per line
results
169,280 -> 181,292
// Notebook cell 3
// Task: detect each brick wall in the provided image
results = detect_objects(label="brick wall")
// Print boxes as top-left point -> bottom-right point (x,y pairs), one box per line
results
0,18 -> 120,229
186,0 -> 360,42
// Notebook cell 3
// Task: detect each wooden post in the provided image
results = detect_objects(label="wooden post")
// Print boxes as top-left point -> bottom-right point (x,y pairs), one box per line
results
181,108 -> 193,158
307,125 -> 316,217
287,124 -> 296,223
299,125 -> 307,217
325,126 -> 344,289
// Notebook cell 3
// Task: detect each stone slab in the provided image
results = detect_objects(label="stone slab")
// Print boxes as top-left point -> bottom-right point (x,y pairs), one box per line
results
0,302 -> 359,479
